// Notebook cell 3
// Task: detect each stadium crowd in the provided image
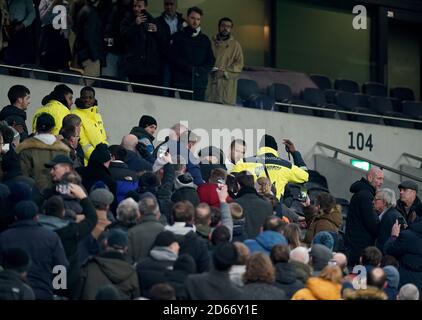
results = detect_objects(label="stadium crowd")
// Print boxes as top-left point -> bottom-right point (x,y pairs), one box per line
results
0,80 -> 421,301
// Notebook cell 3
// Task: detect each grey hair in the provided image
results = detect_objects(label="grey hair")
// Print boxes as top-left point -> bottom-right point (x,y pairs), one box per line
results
377,188 -> 396,208
398,284 -> 420,300
289,246 -> 309,265
138,196 -> 160,216
117,198 -> 139,225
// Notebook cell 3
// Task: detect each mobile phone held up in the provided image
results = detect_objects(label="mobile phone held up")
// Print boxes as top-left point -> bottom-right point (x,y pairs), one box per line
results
56,183 -> 70,195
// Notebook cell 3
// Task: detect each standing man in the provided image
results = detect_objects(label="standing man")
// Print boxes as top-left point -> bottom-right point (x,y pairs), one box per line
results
130,115 -> 157,155
206,17 -> 244,105
0,85 -> 30,141
155,0 -> 184,96
396,180 -> 421,225
169,6 -> 215,101
345,167 -> 384,267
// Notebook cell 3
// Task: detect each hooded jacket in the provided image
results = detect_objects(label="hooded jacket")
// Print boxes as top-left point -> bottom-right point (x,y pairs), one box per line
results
274,262 -> 305,298
0,105 -> 28,140
244,231 -> 288,255
171,174 -> 200,207
71,104 -> 107,164
291,277 -> 342,300
80,251 -> 139,300
32,96 -> 70,135
130,126 -> 155,155
304,205 -> 343,244
344,178 -> 379,266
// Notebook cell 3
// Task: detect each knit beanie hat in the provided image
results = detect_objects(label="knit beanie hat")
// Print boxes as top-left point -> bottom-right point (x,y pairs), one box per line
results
260,134 -> 278,151
89,143 -> 112,165
2,248 -> 31,273
154,231 -> 178,247
14,201 -> 39,220
138,115 -> 157,129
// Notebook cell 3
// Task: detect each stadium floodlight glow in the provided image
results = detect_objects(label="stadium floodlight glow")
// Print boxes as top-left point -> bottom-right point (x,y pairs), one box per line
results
351,159 -> 371,171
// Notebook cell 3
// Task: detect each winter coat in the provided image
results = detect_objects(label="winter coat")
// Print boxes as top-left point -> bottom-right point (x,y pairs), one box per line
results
304,205 -> 343,244
232,218 -> 247,242
80,251 -> 139,300
76,162 -> 116,196
130,126 -> 155,155
291,277 -> 342,300
274,262 -> 305,298
206,35 -> 244,105
0,220 -> 69,300
229,265 -> 246,287
71,106 -> 107,164
154,12 -> 184,62
16,136 -> 70,191
396,197 -> 422,225
244,231 -> 288,255
234,187 -> 273,239
376,206 -> 401,252
231,147 -> 309,200
125,149 -> 152,173
32,99 -> 70,136
343,287 -> 388,300
171,176 -> 200,207
120,11 -> 161,77
384,217 -> 422,298
109,161 -> 139,203
186,270 -> 243,300
169,27 -> 215,90
0,105 -> 28,140
0,269 -> 35,300
127,215 -> 164,263
197,183 -> 225,208
289,261 -> 312,285
344,178 -> 379,266
241,282 -> 287,300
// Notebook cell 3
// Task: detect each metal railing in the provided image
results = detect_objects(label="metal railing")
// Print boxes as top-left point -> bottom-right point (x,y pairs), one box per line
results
0,63 -> 194,94
316,142 -> 422,183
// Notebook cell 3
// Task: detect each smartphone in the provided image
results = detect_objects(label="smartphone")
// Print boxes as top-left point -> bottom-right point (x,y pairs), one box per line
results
397,215 -> 408,229
56,183 -> 70,195
298,187 -> 308,202
217,178 -> 225,190
2,143 -> 10,153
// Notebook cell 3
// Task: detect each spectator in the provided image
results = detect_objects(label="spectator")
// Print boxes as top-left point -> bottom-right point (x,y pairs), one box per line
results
107,197 -> 139,232
373,188 -> 402,252
0,85 -> 30,141
130,115 -> 157,155
155,0 -> 184,96
43,154 -> 75,193
185,242 -> 242,299
396,180 -> 421,225
74,0 -> 103,82
149,283 -> 176,300
72,87 -> 108,164
385,204 -> 422,297
206,17 -> 244,105
244,216 -> 288,255
197,167 -> 228,208
380,255 -> 399,269
289,247 -> 310,265
0,201 -> 69,299
292,265 -> 343,300
303,192 -> 342,245
169,6 -> 215,101
359,246 -> 382,274
60,126 -> 82,168
38,0 -> 72,71
383,266 -> 400,300
332,252 -> 349,276
231,135 -> 309,200
61,114 -> 84,166
289,247 -> 312,286
225,139 -> 246,172
80,229 -> 139,300
230,202 -> 247,242
120,134 -> 153,173
197,146 -> 227,183
120,0 -> 161,95
16,113 -> 70,191
89,187 -> 115,241
136,231 -> 179,297
32,84 -> 73,135
171,172 -> 200,207
397,284 -> 420,300
3,0 -> 35,66
345,167 -> 384,267
195,203 -> 211,240
284,223 -> 301,250
95,284 -> 122,300
233,171 -> 273,239
0,248 -> 35,300
1,150 -> 36,189
178,130 -> 204,186
312,231 -> 335,252
229,242 -> 249,287
344,267 -> 388,300
309,244 -> 333,276
127,195 -> 164,263
0,0 -> 8,52
163,254 -> 196,300
271,244 -> 304,299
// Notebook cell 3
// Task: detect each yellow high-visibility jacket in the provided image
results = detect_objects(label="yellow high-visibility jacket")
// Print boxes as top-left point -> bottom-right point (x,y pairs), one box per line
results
72,105 -> 107,164
231,147 -> 309,199
32,100 -> 70,136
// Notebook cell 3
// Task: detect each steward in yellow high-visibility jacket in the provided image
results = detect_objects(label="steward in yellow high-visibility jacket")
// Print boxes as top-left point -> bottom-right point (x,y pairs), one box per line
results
231,135 -> 309,200
72,87 -> 108,165
32,84 -> 73,136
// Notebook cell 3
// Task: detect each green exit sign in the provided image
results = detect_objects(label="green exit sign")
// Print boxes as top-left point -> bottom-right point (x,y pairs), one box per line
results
351,160 -> 371,171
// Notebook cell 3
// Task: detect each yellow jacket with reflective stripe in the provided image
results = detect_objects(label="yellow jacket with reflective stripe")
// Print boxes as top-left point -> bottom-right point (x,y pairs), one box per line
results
230,147 -> 309,199
71,105 -> 107,164
32,100 -> 70,136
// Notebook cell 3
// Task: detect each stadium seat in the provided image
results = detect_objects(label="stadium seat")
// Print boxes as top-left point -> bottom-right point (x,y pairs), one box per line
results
362,82 -> 387,97
310,74 -> 332,91
60,70 -> 84,85
334,79 -> 360,93
324,89 -> 338,104
369,96 -> 414,128
94,76 -> 129,91
237,79 -> 260,105
336,92 -> 380,124
402,101 -> 422,129
390,87 -> 415,102
267,83 -> 292,112
0,65 -> 9,76
243,94 -> 276,111
355,93 -> 370,109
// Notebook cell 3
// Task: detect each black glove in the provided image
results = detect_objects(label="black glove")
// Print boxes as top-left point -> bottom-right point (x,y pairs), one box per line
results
136,142 -> 149,158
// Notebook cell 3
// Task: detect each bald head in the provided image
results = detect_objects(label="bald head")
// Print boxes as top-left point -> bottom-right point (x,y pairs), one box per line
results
398,284 -> 420,300
289,246 -> 309,265
367,267 -> 387,289
333,253 -> 348,269
121,134 -> 138,151
367,168 -> 384,191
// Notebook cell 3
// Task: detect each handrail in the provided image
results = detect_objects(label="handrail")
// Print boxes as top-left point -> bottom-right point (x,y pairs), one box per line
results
275,101 -> 422,124
0,63 -> 194,93
316,142 -> 422,183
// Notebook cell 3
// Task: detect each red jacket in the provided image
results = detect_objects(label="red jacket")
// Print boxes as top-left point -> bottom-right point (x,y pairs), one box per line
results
197,183 -> 231,208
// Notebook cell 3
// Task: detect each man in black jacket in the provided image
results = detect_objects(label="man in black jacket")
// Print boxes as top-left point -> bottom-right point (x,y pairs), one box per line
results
0,85 -> 31,142
345,168 -> 384,267
169,6 -> 215,101
120,0 -> 162,95
396,180 -> 421,225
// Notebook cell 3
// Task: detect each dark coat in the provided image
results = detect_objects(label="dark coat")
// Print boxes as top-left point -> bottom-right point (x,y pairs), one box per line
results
130,127 -> 155,153
185,270 -> 243,300
109,161 -> 138,181
154,12 -> 184,62
171,187 -> 200,207
0,220 -> 69,300
344,178 -> 379,266
396,197 -> 422,225
125,150 -> 152,173
80,251 -> 139,300
76,163 -> 116,196
120,11 -> 162,76
0,105 -> 28,140
304,205 -> 343,244
163,255 -> 196,300
274,262 -> 305,299
103,2 -> 130,55
178,230 -> 210,273
384,217 -> 422,298
376,206 -> 401,253
169,27 -> 215,89
0,270 -> 35,300
234,187 -> 273,239
241,282 -> 287,300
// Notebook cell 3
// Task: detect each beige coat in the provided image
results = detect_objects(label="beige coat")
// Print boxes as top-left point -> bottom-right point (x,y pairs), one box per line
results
0,0 -> 9,50
206,35 -> 244,105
